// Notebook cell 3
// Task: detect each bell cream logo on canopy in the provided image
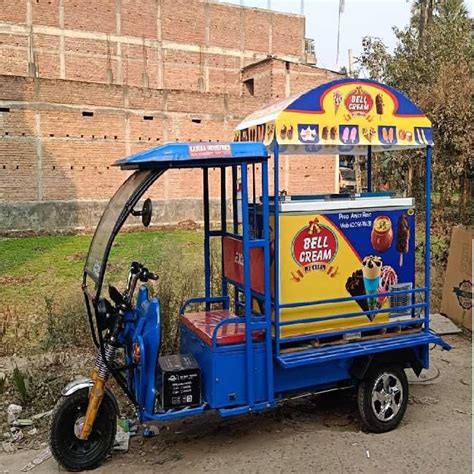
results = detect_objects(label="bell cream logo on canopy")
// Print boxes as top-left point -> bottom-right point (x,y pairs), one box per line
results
344,87 -> 373,116
291,217 -> 338,268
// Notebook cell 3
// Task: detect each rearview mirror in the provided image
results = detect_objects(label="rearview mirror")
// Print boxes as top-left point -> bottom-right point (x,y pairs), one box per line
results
131,198 -> 153,227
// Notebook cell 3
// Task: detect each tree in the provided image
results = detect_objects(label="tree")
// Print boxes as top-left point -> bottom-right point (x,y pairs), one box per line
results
357,0 -> 473,224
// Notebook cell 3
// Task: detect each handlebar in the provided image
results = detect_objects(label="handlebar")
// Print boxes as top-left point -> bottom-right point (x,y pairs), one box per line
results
124,261 -> 159,305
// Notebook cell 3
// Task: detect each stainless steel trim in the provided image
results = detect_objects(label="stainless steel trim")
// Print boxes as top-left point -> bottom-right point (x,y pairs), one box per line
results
279,197 -> 414,213
61,377 -> 94,396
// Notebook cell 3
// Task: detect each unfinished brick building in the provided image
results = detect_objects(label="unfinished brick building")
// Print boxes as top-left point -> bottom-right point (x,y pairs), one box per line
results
0,0 -> 340,232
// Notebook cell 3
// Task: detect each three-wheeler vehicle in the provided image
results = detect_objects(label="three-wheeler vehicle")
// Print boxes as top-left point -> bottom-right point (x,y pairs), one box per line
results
50,79 -> 450,471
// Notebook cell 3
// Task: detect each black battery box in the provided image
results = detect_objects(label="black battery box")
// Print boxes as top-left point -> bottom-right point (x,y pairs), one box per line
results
158,353 -> 201,410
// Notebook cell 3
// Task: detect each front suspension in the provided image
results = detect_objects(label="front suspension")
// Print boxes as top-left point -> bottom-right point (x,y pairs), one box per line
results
79,343 -> 116,440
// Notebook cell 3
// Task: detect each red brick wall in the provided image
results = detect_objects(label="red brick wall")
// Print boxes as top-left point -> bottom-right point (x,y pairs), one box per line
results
0,73 -> 337,206
0,2 -> 340,230
0,0 -> 305,89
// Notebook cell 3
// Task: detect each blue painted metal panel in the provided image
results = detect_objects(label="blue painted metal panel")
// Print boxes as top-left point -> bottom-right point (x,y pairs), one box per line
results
142,404 -> 207,422
180,324 -> 268,409
115,142 -> 268,169
274,358 -> 352,394
130,287 -> 161,420
218,400 -> 276,417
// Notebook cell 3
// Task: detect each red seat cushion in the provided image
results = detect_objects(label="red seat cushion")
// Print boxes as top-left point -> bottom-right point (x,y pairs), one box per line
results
181,309 -> 264,346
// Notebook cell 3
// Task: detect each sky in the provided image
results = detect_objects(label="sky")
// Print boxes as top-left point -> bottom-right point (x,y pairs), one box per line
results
224,0 -> 471,73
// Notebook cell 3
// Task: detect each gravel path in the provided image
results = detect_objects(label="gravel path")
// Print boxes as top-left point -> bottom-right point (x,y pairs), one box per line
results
0,334 -> 470,473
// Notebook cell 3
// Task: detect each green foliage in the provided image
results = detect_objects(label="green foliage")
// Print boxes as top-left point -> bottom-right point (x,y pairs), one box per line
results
0,374 -> 6,395
0,230 -> 202,356
357,0 -> 473,224
42,294 -> 89,351
12,366 -> 29,403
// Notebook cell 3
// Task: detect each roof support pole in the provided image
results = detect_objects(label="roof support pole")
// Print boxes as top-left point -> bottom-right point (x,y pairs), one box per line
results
203,167 -> 211,310
241,162 -> 255,406
273,140 -> 281,355
367,145 -> 372,193
424,145 -> 432,333
220,167 -> 228,305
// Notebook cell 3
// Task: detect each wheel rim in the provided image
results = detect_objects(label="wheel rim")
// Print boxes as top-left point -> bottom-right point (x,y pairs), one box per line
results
371,372 -> 403,422
58,400 -> 107,461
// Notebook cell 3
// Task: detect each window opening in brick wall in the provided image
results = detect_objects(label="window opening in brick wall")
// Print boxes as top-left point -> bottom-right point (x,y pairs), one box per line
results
244,78 -> 254,96
82,111 -> 94,117
191,118 -> 202,124
144,115 -> 154,121
0,107 -> 10,113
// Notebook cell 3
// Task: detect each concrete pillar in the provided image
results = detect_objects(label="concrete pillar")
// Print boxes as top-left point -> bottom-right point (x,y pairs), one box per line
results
34,112 -> 43,201
59,0 -> 65,79
203,1 -> 210,92
142,38 -> 149,89
268,7 -> 273,54
239,1 -> 245,95
156,0 -> 163,89
123,87 -> 131,156
162,90 -> 169,198
26,0 -> 37,77
115,0 -> 123,84
106,34 -> 114,84
285,62 -> 290,97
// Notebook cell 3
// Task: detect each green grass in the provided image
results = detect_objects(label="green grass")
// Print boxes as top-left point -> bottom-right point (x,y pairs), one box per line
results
0,230 -> 204,355
0,226 -> 449,356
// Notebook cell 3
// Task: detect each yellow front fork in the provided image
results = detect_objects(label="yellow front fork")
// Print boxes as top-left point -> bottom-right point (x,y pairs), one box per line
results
79,370 -> 106,440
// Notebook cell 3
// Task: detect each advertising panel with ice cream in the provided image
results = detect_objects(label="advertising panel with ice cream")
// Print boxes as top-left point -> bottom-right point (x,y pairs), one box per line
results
253,196 -> 416,338
236,78 -> 436,343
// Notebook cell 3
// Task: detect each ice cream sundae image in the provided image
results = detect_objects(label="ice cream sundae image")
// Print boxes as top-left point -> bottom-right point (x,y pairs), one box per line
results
371,215 -> 393,252
333,90 -> 343,115
362,255 -> 383,316
300,125 -> 317,142
377,265 -> 398,307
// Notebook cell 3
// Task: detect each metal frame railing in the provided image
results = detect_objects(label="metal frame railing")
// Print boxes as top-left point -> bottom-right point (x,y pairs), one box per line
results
270,142 -> 433,356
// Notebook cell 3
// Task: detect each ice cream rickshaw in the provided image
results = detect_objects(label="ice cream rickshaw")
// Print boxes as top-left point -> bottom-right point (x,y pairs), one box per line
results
50,79 -> 450,471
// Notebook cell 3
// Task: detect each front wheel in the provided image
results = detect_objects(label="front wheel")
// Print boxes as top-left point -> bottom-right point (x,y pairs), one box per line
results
357,364 -> 408,433
50,388 -> 118,471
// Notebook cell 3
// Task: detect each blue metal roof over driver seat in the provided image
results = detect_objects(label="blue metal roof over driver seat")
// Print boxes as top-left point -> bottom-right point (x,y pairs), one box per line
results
115,141 -> 268,169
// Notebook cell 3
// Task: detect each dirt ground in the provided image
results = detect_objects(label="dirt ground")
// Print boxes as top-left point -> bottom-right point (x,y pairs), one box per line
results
0,334 -> 471,473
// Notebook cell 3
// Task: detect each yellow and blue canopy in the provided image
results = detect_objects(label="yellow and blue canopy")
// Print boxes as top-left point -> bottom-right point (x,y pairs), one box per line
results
234,79 -> 433,155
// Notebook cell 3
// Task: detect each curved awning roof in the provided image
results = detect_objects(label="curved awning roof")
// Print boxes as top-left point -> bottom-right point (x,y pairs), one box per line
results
234,79 -> 433,155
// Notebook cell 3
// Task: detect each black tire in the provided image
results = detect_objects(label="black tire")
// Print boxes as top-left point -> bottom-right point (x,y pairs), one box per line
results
50,388 -> 118,471
357,364 -> 408,433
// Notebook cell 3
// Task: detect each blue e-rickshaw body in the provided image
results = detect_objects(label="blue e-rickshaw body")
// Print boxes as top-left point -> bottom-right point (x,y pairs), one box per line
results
82,80 -> 450,427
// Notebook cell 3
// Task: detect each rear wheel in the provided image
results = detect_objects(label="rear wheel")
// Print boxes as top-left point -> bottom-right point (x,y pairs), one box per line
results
50,388 -> 117,471
357,364 -> 408,433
